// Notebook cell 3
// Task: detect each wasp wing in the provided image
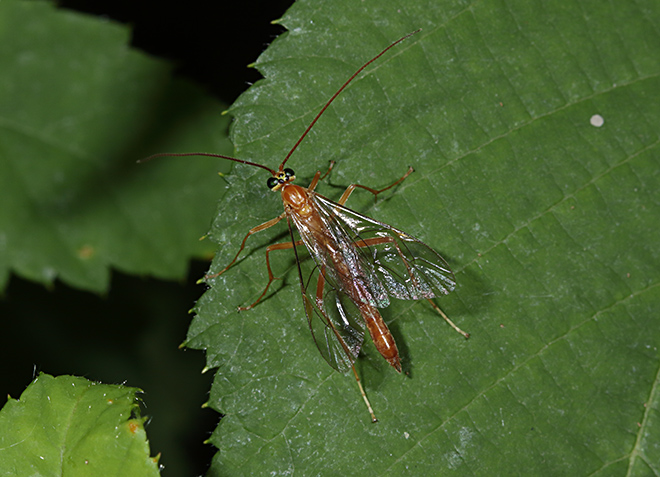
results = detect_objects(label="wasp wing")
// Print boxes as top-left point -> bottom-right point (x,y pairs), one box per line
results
301,262 -> 366,373
285,188 -> 454,372
285,225 -> 364,373
313,193 -> 456,301
289,193 -> 390,309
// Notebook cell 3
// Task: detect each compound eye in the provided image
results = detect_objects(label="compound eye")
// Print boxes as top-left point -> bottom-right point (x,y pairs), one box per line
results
266,177 -> 279,190
283,168 -> 295,178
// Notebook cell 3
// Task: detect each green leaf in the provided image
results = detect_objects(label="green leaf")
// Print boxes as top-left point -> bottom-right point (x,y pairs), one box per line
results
0,0 -> 231,292
186,0 -> 660,474
0,374 -> 159,476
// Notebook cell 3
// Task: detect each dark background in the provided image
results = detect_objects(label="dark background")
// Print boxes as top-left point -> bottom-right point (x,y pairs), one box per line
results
1,1 -> 291,475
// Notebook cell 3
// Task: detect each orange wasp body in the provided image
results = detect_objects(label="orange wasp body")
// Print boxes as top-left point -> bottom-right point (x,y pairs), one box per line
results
275,167 -> 407,373
147,30 -> 468,422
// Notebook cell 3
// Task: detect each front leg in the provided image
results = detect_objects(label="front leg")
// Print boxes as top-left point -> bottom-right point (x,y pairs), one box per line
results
336,166 -> 414,205
205,213 -> 286,280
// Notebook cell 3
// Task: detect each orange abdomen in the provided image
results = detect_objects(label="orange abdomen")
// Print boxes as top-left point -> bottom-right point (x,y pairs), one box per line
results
360,303 -> 401,372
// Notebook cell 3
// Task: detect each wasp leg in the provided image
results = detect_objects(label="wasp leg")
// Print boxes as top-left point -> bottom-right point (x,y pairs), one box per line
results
336,166 -> 414,205
204,213 -> 286,281
239,239 -> 304,310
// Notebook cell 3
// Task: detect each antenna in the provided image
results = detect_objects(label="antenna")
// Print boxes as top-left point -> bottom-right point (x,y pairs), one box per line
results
139,152 -> 276,175
279,29 -> 421,170
140,29 -> 421,177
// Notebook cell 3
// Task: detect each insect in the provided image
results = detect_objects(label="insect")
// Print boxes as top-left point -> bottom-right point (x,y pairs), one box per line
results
146,29 -> 468,422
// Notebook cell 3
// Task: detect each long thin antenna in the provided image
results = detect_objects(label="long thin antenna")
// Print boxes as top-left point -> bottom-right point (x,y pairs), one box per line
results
139,152 -> 276,175
280,29 -> 421,170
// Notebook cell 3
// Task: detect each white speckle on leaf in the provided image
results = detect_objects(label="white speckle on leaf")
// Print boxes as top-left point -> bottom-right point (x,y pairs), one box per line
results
590,114 -> 604,127
444,427 -> 475,469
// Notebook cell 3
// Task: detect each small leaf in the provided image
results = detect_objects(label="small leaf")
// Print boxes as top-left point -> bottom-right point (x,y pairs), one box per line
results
0,374 -> 159,476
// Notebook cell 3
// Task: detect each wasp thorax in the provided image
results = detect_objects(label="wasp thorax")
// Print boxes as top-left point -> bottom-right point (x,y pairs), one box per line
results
281,184 -> 309,211
267,168 -> 296,191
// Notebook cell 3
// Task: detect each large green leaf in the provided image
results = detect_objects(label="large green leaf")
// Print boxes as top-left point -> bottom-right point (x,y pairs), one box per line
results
0,374 -> 159,476
185,0 -> 660,474
0,0 -> 230,292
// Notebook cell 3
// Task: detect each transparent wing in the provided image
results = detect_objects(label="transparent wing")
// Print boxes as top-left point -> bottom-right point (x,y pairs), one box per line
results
286,189 -> 455,372
301,262 -> 366,373
286,206 -> 368,373
289,194 -> 391,309
312,193 -> 456,300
